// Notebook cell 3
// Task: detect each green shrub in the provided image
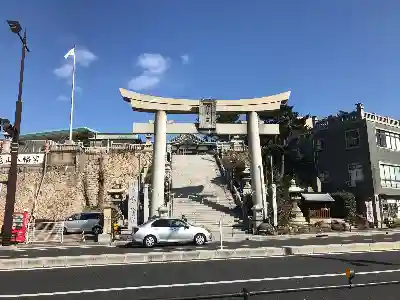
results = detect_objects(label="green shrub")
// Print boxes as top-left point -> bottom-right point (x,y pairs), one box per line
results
331,191 -> 356,221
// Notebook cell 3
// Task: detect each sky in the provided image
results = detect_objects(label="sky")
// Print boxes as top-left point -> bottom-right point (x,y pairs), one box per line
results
1,0 -> 399,135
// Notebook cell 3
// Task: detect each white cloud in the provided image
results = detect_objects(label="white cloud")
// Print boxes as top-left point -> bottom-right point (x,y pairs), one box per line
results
128,53 -> 170,91
181,54 -> 189,64
128,75 -> 160,91
53,47 -> 98,79
136,53 -> 169,75
75,86 -> 82,93
54,64 -> 73,78
75,49 -> 97,67
56,95 -> 69,102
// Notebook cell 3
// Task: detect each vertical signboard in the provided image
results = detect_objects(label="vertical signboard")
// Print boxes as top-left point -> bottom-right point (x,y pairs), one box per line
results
127,179 -> 139,231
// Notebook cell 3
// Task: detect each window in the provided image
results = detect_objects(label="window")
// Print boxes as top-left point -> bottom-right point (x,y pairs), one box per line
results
379,163 -> 400,189
67,214 -> 80,221
315,139 -> 325,151
81,213 -> 101,220
151,219 -> 171,227
376,129 -> 400,151
348,163 -> 364,187
345,129 -> 360,149
170,219 -> 187,227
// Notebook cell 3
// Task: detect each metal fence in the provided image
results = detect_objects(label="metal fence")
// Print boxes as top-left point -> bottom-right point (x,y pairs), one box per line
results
148,280 -> 400,300
26,221 -> 64,243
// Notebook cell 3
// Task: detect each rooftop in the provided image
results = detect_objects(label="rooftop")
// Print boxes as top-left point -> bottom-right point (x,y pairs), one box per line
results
19,128 -> 139,142
20,127 -> 99,141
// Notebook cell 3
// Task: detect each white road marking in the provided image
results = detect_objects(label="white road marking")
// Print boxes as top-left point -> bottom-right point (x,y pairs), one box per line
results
364,238 -> 373,241
342,239 -> 352,242
0,256 -> 9,258
0,269 -> 399,298
13,249 -> 26,252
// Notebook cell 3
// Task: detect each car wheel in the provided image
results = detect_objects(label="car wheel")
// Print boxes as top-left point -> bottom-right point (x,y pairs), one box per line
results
194,233 -> 206,246
92,226 -> 103,235
63,227 -> 68,235
143,235 -> 157,248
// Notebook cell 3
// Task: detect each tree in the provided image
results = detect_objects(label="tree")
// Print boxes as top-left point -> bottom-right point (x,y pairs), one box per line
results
331,191 -> 356,220
216,113 -> 240,124
260,105 -> 312,180
204,112 -> 240,141
330,191 -> 357,230
264,165 -> 292,226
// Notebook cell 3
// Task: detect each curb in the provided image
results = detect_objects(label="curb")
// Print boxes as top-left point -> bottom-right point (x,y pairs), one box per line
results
0,242 -> 399,270
244,230 -> 400,241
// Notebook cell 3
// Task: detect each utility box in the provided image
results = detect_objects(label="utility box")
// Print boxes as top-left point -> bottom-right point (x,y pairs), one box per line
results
198,99 -> 217,130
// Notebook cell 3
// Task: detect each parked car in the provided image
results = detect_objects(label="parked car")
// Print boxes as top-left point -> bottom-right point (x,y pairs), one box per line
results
63,212 -> 103,234
132,217 -> 212,248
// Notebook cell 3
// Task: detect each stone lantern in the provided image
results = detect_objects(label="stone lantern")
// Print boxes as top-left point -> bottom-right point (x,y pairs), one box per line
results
145,134 -> 152,145
107,181 -> 126,228
158,206 -> 169,217
288,179 -> 307,225
242,166 -> 252,196
230,135 -> 243,152
108,181 -> 125,207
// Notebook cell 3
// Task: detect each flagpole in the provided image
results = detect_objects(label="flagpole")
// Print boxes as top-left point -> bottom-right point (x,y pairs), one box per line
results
68,45 -> 76,141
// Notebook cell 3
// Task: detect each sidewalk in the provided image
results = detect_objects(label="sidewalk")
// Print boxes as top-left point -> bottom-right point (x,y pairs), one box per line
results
219,228 -> 400,242
0,229 -> 398,250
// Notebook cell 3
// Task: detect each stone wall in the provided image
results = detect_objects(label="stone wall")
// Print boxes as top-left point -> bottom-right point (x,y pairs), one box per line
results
0,150 -> 152,226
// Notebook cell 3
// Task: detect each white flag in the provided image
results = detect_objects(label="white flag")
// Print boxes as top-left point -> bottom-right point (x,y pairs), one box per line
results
64,47 -> 75,59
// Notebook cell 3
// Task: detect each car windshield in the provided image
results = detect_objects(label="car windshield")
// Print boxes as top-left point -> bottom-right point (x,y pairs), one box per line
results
140,216 -> 159,227
184,221 -> 195,227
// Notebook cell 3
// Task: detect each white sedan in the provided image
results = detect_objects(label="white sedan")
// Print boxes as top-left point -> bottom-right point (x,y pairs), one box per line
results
132,217 -> 212,248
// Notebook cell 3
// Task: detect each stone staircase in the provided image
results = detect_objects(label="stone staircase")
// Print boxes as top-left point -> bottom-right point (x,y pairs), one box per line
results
171,154 -> 246,241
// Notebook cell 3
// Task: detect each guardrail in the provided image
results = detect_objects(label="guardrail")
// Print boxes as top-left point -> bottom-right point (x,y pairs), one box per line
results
147,278 -> 400,300
49,143 -> 153,153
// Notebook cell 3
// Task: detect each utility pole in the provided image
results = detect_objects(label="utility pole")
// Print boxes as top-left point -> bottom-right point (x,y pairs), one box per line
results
2,20 -> 30,246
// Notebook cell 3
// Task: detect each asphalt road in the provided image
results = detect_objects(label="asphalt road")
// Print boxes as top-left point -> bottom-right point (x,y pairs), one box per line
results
0,233 -> 398,259
0,251 -> 398,299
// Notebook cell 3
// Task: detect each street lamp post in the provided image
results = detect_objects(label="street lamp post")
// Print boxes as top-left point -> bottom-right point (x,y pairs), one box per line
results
1,20 -> 30,246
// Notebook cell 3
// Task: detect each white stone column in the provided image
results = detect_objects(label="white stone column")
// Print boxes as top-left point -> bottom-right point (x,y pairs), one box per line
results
143,184 -> 150,222
150,110 -> 167,217
247,111 -> 266,220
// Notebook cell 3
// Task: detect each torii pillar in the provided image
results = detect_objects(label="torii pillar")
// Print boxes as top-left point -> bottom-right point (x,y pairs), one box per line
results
247,111 -> 265,217
151,110 -> 168,216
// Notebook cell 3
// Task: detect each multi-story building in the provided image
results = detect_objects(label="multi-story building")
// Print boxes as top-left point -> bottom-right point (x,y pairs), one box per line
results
312,103 -> 400,221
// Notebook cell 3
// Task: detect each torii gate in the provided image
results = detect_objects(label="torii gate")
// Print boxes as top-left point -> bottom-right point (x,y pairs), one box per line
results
120,88 -> 291,222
